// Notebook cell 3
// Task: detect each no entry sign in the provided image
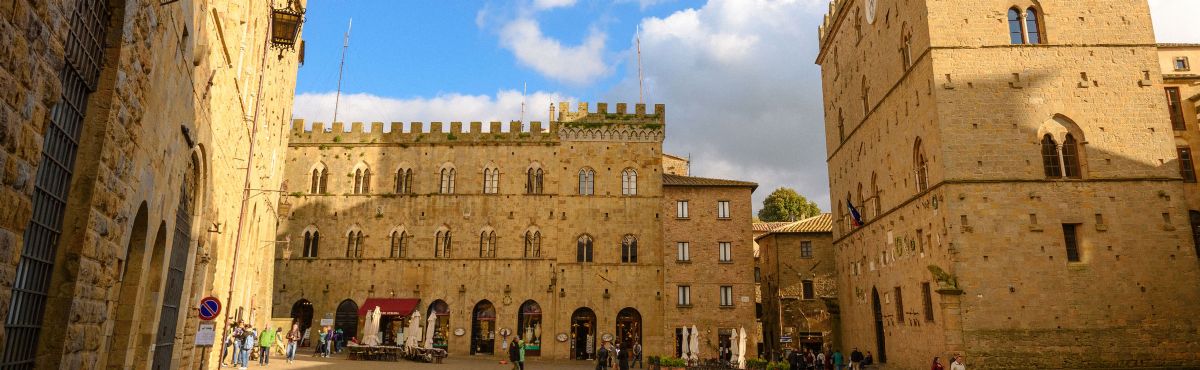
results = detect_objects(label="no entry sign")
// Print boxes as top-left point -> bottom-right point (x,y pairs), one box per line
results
199,297 -> 221,321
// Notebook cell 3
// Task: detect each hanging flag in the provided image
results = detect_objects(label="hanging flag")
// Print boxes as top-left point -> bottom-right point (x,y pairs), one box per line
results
847,196 -> 863,227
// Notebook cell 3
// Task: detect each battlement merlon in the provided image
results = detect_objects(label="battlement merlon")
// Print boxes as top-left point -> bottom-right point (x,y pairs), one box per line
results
815,0 -> 849,64
288,102 -> 664,144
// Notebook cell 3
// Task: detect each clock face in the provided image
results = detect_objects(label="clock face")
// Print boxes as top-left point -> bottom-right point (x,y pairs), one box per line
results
864,0 -> 877,24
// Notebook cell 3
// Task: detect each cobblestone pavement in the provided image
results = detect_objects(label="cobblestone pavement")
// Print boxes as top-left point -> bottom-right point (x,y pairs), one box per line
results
222,352 -> 601,369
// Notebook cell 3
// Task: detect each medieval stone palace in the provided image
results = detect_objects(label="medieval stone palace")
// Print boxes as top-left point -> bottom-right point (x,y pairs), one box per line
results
272,102 -> 759,360
817,0 -> 1200,368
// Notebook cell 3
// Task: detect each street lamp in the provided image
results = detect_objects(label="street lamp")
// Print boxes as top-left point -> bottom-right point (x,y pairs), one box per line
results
270,0 -> 305,51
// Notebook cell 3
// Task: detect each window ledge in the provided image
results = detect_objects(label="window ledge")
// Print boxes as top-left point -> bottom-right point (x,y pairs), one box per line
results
717,217 -> 731,220
675,217 -> 690,220
719,261 -> 733,264
676,304 -> 693,308
719,305 -> 735,309
675,260 -> 692,264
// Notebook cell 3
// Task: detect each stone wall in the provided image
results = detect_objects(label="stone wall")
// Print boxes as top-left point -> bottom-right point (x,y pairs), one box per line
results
756,227 -> 837,358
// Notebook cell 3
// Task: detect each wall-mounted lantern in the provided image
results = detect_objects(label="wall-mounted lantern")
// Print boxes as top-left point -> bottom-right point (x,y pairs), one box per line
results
270,0 -> 305,51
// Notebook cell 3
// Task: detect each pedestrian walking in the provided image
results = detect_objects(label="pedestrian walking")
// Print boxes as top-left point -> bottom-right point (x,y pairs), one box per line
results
273,327 -> 286,356
950,355 -> 966,370
509,339 -> 521,370
932,356 -> 945,370
286,324 -> 301,363
833,349 -> 844,370
315,327 -> 328,357
258,325 -> 275,365
817,350 -> 827,370
323,327 -> 334,357
618,342 -> 631,370
596,341 -> 611,370
518,338 -> 527,370
849,348 -> 864,370
632,342 -> 642,368
240,327 -> 257,369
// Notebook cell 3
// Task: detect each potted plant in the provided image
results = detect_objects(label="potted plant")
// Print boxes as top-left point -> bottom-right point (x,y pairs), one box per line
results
747,358 -> 769,369
648,355 -> 660,370
660,357 -> 688,370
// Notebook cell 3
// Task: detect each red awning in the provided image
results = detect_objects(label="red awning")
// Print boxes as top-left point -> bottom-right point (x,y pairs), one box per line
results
358,298 -> 420,316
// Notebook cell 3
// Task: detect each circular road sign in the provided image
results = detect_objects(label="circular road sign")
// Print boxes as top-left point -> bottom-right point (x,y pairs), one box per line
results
199,297 -> 221,321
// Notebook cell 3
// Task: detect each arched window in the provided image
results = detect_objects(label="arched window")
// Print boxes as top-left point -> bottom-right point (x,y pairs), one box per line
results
479,230 -> 497,258
311,168 -> 320,193
524,230 -> 541,258
901,25 -> 913,69
871,172 -> 881,217
857,183 -> 866,220
1041,134 -> 1062,177
525,168 -> 544,194
390,230 -> 407,258
622,168 -> 637,196
621,235 -> 638,263
578,168 -> 595,195
346,230 -> 363,258
440,168 -> 456,194
396,168 -> 413,194
577,235 -> 594,263
354,169 -> 363,194
1007,8 -> 1023,44
1025,8 -> 1041,44
483,167 -> 499,194
1062,134 -> 1080,178
436,229 -> 453,258
363,169 -> 372,193
303,230 -> 320,258
914,138 -> 929,192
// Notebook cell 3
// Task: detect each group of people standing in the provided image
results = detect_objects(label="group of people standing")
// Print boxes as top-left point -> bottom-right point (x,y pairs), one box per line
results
313,327 -> 346,358
781,346 -> 966,370
594,341 -> 642,370
220,321 -> 303,368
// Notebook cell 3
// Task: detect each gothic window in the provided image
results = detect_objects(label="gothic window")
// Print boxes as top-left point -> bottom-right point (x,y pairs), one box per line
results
346,230 -> 363,258
396,168 -> 413,194
483,167 -> 499,194
311,166 -> 329,194
577,234 -> 594,263
524,230 -> 542,258
303,230 -> 320,257
527,168 -> 544,194
1041,135 -> 1062,177
578,168 -> 595,195
857,183 -> 866,220
436,229 -> 452,258
901,25 -> 913,69
354,169 -> 363,194
621,235 -> 638,264
479,230 -> 497,258
914,138 -> 929,192
353,167 -> 372,194
871,172 -> 881,217
1024,8 -> 1041,44
440,167 -> 456,194
621,168 -> 637,196
1007,8 -> 1023,44
1061,134 -> 1081,178
390,230 -> 407,258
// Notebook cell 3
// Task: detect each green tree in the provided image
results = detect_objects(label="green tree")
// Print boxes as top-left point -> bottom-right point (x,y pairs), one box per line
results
758,187 -> 821,222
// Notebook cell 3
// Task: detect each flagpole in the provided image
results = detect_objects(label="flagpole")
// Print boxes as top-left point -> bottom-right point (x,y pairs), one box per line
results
332,18 -> 352,125
636,25 -> 645,105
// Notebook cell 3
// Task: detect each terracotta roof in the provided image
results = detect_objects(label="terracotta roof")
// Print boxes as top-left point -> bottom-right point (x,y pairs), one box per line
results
754,214 -> 833,240
754,222 -> 793,232
662,174 -> 757,190
1158,43 -> 1200,48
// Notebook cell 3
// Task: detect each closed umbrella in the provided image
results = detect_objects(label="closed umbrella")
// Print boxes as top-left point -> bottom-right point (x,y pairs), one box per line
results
680,327 -> 690,360
424,312 -> 438,348
362,306 -> 380,346
737,327 -> 747,369
406,310 -> 422,348
369,306 -> 383,345
729,328 -> 739,365
690,325 -> 700,362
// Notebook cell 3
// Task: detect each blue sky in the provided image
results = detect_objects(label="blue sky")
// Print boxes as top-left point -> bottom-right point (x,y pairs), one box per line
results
292,0 -> 1200,212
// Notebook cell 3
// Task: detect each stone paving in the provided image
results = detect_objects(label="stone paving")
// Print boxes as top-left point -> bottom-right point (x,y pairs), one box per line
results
222,352 -> 601,370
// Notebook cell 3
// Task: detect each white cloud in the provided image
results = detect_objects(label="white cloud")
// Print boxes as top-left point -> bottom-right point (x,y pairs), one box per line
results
607,0 -> 832,211
532,0 -> 576,10
1149,0 -> 1200,43
499,19 -> 610,85
292,90 -> 573,131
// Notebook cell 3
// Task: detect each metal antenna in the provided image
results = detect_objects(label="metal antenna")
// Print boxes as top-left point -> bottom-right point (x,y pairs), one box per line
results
332,18 -> 352,126
520,82 -> 527,123
637,25 -> 645,104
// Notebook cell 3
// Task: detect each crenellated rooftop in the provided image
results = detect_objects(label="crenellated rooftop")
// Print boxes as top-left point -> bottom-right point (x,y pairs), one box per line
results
816,0 -> 850,51
289,102 -> 665,145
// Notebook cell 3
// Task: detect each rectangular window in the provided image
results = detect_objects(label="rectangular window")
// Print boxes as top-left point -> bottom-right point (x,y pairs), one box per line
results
894,286 -> 905,319
717,201 -> 730,219
678,285 -> 692,306
1063,223 -> 1081,262
720,286 -> 734,307
754,267 -> 761,283
800,241 -> 813,258
677,200 -> 689,218
677,242 -> 690,262
1167,87 -> 1186,130
1176,56 -> 1191,71
802,280 -> 815,299
921,282 -> 935,322
1180,147 -> 1197,183
719,242 -> 732,262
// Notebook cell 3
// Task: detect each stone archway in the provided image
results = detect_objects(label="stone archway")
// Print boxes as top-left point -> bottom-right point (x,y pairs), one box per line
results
570,307 -> 596,360
616,307 -> 642,347
336,299 -> 359,342
872,287 -> 887,363
471,300 -> 496,355
291,299 -> 314,346
517,300 -> 543,356
106,203 -> 149,369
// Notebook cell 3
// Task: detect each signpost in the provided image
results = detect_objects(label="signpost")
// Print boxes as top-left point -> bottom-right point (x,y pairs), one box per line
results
196,323 -> 216,346
199,297 -> 221,321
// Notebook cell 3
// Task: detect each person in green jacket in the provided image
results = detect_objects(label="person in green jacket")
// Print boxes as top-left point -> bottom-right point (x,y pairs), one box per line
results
258,325 -> 276,365
518,339 -> 526,370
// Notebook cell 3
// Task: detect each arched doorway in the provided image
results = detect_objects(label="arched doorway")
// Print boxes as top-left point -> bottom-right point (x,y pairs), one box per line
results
291,299 -> 314,346
872,287 -> 887,363
570,307 -> 597,360
336,299 -> 359,343
1190,210 -> 1200,257
152,165 -> 197,370
106,203 -> 149,369
428,300 -> 450,350
518,300 -> 543,356
133,223 -> 169,367
616,307 -> 642,347
471,300 -> 496,355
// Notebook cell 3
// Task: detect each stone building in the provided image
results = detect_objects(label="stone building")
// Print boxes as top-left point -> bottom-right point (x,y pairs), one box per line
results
816,0 -> 1200,368
0,0 -> 303,369
1159,44 -> 1200,230
754,214 -> 837,358
271,102 -> 760,360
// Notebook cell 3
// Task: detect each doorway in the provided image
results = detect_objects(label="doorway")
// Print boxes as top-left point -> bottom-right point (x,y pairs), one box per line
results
471,300 -> 496,355
336,299 -> 359,343
428,300 -> 450,350
291,299 -> 314,346
518,300 -> 542,356
616,307 -> 641,347
872,287 -> 887,363
570,307 -> 596,360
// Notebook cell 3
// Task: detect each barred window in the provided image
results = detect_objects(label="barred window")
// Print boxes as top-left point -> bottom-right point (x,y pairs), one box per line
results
800,241 -> 812,258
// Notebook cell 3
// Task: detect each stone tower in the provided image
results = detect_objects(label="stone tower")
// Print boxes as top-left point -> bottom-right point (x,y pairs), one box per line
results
817,0 -> 1200,368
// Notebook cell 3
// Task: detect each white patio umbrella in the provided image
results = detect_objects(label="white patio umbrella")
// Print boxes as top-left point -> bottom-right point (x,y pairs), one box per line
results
729,328 -> 739,365
680,327 -> 691,360
424,312 -> 438,348
737,327 -> 748,369
370,306 -> 384,345
405,310 -> 422,348
362,306 -> 382,346
690,325 -> 700,362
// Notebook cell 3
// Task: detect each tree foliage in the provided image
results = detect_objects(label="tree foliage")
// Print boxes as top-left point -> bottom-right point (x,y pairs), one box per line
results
758,187 -> 821,222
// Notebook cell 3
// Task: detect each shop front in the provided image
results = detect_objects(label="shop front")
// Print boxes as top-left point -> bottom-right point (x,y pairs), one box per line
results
358,298 -> 421,346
